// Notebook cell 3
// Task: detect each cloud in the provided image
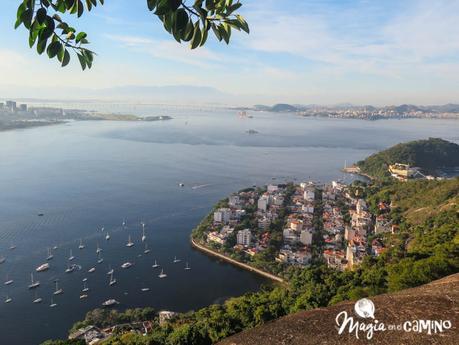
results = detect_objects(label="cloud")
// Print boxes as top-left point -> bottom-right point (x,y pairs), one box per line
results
243,0 -> 459,80
106,34 -> 222,68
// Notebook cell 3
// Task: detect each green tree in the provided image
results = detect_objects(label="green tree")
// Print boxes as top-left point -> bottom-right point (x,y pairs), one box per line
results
15,0 -> 249,69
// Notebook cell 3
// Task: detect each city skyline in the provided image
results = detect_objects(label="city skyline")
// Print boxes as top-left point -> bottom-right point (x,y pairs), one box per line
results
1,0 -> 458,105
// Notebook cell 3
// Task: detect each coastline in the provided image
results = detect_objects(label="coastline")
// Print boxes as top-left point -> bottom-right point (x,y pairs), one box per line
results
190,238 -> 285,284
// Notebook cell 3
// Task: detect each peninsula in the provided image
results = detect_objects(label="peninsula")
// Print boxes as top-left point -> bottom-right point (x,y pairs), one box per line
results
43,139 -> 459,345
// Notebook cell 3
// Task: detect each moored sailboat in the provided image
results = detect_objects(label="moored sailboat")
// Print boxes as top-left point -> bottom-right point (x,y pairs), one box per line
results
28,273 -> 40,289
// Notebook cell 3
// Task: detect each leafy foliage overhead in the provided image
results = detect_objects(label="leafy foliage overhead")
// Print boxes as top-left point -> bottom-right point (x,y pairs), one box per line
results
14,0 -> 249,70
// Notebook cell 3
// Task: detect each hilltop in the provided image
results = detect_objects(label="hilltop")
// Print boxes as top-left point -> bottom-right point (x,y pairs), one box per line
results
356,138 -> 459,179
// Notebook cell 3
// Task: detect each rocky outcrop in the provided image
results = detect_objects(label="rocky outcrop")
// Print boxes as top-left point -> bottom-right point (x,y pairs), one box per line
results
218,273 -> 459,345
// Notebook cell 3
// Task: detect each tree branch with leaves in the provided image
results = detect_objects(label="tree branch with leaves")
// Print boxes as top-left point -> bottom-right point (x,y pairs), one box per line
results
14,0 -> 249,70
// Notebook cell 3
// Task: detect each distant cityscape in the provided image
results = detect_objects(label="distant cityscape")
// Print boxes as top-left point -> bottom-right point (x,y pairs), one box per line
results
238,103 -> 459,120
0,100 -> 171,131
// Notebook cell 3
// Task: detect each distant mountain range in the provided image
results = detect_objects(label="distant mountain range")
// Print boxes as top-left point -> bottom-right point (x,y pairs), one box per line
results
252,103 -> 459,113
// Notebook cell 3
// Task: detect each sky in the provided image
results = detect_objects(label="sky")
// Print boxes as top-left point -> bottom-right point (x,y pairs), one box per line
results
0,0 -> 458,105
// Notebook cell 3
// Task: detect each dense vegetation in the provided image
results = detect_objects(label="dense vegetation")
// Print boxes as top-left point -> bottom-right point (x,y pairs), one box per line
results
44,176 -> 458,345
357,138 -> 459,178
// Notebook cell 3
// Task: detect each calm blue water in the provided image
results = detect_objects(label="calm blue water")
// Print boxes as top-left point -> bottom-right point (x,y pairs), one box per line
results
0,105 -> 457,344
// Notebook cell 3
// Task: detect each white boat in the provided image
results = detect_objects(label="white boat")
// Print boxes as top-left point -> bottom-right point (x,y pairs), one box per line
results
109,272 -> 117,286
144,243 -> 150,254
158,269 -> 167,278
185,262 -> 191,270
4,295 -> 12,303
101,227 -> 105,232
173,256 -> 181,263
105,232 -> 110,241
141,223 -> 147,242
107,266 -> 114,275
4,274 -> 13,285
82,281 -> 89,292
97,252 -> 104,264
152,260 -> 159,268
179,183 -> 185,187
46,248 -> 54,261
102,299 -> 119,307
28,273 -> 40,289
68,249 -> 75,261
52,245 -> 58,250
65,264 -> 75,273
141,287 -> 150,292
96,242 -> 102,254
50,297 -> 57,308
36,263 -> 50,272
126,235 -> 134,247
33,292 -> 42,303
80,294 -> 88,299
82,278 -> 88,282
88,267 -> 96,273
78,239 -> 85,250
54,281 -> 63,295
9,243 -> 16,250
0,257 -> 6,264
121,262 -> 132,269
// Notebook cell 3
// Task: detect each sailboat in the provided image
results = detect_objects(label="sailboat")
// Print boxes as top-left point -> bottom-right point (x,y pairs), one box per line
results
158,269 -> 167,278
109,272 -> 117,286
32,292 -> 42,304
141,223 -> 147,242
54,280 -> 63,295
28,273 -> 40,289
68,249 -> 75,261
88,267 -> 96,273
107,265 -> 114,275
185,262 -> 191,271
126,235 -> 134,247
97,252 -> 104,264
105,231 -> 110,241
144,243 -> 150,254
4,274 -> 13,285
46,247 -> 54,260
96,242 -> 102,254
173,256 -> 181,263
50,297 -> 57,308
82,281 -> 89,292
78,239 -> 85,250
152,260 -> 159,268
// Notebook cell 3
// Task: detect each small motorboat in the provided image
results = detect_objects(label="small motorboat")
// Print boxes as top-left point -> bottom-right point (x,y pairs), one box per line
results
102,299 -> 119,307
36,263 -> 50,272
121,262 -> 132,269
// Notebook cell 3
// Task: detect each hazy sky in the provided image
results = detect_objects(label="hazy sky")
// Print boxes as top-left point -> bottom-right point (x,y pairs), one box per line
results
1,0 -> 458,105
